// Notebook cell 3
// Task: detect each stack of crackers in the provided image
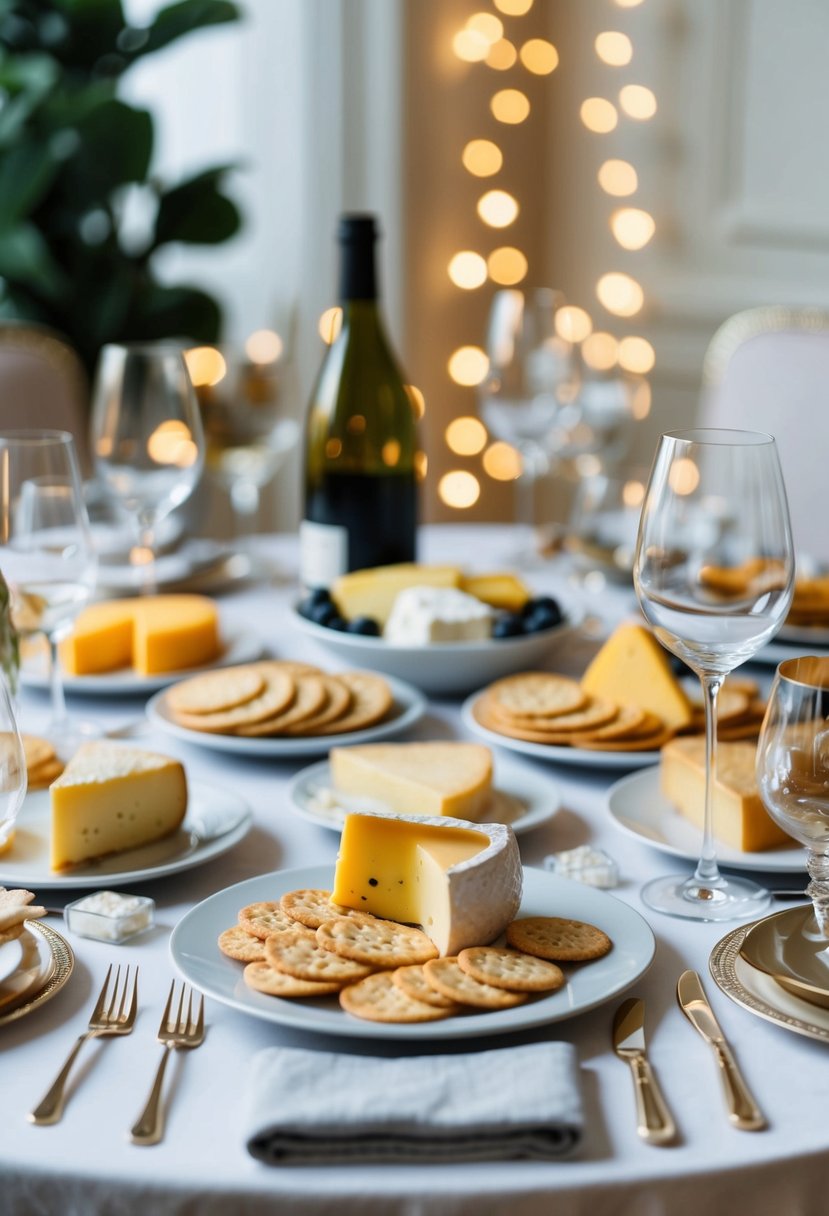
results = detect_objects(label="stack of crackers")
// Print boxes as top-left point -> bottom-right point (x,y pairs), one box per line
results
163,661 -> 394,739
23,736 -> 64,789
218,887 -> 612,1025
787,576 -> 829,628
683,676 -> 767,742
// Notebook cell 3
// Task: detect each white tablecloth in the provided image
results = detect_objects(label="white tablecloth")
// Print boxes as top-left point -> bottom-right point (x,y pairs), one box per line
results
3,527 -> 827,1216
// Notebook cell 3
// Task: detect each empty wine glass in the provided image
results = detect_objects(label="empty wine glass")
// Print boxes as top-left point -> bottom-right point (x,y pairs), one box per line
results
90,344 -> 205,593
0,677 -> 26,855
634,428 -> 795,920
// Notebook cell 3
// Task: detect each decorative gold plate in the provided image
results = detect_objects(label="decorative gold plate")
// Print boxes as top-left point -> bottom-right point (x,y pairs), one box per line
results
0,922 -> 73,1027
740,905 -> 829,1010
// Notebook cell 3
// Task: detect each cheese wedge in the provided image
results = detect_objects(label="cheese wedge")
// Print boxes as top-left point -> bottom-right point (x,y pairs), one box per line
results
460,573 -> 531,612
330,742 -> 493,821
331,564 -> 462,626
50,742 -> 188,870
660,736 -> 792,852
332,811 -> 522,955
581,622 -> 692,732
61,595 -> 219,676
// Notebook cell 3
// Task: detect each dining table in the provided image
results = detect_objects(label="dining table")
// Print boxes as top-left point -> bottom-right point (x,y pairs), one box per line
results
2,524 -> 828,1216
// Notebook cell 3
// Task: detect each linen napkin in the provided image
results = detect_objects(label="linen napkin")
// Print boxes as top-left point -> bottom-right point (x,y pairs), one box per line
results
244,1041 -> 583,1165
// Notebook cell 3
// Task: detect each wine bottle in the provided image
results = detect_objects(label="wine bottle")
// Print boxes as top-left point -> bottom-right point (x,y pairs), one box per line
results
300,214 -> 418,588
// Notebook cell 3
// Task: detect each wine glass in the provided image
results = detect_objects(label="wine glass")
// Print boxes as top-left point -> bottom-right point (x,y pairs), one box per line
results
0,677 -> 26,855
0,430 -> 98,755
90,344 -> 205,593
478,288 -> 579,565
633,428 -> 795,920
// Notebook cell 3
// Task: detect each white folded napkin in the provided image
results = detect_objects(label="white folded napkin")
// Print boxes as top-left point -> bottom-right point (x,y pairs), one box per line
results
244,1042 -> 583,1165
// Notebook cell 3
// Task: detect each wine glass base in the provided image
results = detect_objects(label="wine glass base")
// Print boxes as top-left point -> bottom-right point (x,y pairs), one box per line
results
641,872 -> 771,922
40,718 -> 104,764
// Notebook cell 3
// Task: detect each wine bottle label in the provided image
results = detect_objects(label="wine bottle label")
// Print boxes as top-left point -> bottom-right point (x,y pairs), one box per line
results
299,520 -> 348,588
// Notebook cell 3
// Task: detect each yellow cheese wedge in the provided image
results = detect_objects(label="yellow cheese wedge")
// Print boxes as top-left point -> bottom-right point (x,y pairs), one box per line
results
50,742 -> 187,870
331,564 -> 462,625
460,573 -> 530,612
60,595 -> 220,676
332,811 -> 522,955
581,622 -> 692,732
329,742 -> 493,821
660,736 -> 792,852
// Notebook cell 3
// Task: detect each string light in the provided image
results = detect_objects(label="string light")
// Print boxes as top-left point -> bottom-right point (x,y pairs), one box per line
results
445,416 -> 488,455
519,39 -> 559,74
468,12 -> 503,43
462,139 -> 503,176
185,346 -> 226,387
619,84 -> 657,119
453,28 -> 489,62
555,306 -> 593,343
595,31 -> 633,65
669,458 -> 700,496
406,385 -> 426,419
580,98 -> 618,133
448,251 -> 488,289
487,246 -> 528,285
244,330 -> 283,364
477,189 -> 519,227
631,379 -> 652,419
483,442 -> 522,480
448,346 -> 489,386
438,470 -> 481,508
582,332 -> 619,371
610,207 -> 655,250
491,88 -> 530,124
487,39 -> 517,70
494,0 -> 533,14
318,307 -> 342,344
618,336 -> 655,374
596,272 -> 644,317
598,159 -> 638,196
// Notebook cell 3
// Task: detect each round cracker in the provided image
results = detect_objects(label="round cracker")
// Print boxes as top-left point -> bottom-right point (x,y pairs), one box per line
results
487,696 -> 619,735
457,946 -> 565,993
169,667 -> 295,732
282,676 -> 354,735
339,970 -> 453,1023
265,927 -> 374,982
422,957 -> 528,1009
571,726 -> 674,752
570,704 -> 649,742
279,888 -> 366,930
166,666 -> 266,715
243,961 -> 342,998
392,964 -> 461,1009
316,915 -> 438,967
22,734 -> 55,770
506,916 -> 612,962
486,673 -> 587,719
473,696 -> 594,745
238,901 -> 305,940
26,758 -> 65,789
310,671 -> 393,736
218,925 -> 266,962
234,674 -> 327,736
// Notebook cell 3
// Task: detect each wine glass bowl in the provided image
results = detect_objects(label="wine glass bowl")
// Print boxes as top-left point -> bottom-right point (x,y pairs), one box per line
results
0,680 -> 26,855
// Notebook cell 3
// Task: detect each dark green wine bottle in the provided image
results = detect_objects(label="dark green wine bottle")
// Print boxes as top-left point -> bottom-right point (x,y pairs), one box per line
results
300,215 -> 418,588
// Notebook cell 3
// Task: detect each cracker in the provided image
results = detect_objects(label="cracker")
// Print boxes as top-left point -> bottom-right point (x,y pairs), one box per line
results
486,673 -> 587,719
279,888 -> 365,930
282,676 -> 353,735
243,961 -> 343,998
316,915 -> 438,967
572,704 -> 649,742
489,696 -> 619,734
169,667 -> 295,732
391,963 -> 460,1009
218,925 -> 266,962
234,674 -> 327,736
166,667 -> 265,715
26,758 -> 65,789
22,735 -> 55,770
457,946 -> 566,993
571,725 -> 674,752
238,901 -> 306,940
266,927 -> 374,982
339,970 -> 454,1023
422,957 -> 528,1009
506,916 -> 612,962
311,671 -> 394,735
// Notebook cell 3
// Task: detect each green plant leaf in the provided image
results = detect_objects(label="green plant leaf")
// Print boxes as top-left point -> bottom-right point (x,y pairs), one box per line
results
0,51 -> 59,95
0,222 -> 67,299
136,0 -> 240,57
154,166 -> 241,246
48,0 -> 129,75
128,282 -> 221,341
0,142 -> 61,224
57,99 -> 153,205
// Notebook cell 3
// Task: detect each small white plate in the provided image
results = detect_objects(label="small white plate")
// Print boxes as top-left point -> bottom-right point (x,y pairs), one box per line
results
146,673 -> 427,759
291,604 -> 582,696
460,693 -> 661,771
170,863 -> 655,1040
0,937 -> 24,987
287,753 -> 561,837
20,628 -> 265,697
606,766 -> 804,872
0,782 -> 252,889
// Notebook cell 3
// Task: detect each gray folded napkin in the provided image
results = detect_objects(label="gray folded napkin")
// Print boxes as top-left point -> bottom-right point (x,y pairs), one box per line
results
244,1042 -> 583,1165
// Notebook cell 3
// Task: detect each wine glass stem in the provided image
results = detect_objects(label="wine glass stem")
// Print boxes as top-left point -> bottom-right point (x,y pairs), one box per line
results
230,479 -> 260,537
806,851 -> 829,935
139,524 -> 157,596
515,443 -> 549,545
47,635 -> 70,739
693,673 -> 724,888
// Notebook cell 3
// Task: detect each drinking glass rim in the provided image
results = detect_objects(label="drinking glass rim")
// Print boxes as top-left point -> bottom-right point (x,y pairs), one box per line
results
100,341 -> 188,358
777,655 -> 829,690
662,428 -> 775,447
0,429 -> 75,448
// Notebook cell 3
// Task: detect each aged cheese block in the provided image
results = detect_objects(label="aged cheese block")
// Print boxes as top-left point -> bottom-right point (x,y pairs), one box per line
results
581,622 -> 692,732
660,736 -> 792,852
331,564 -> 462,626
460,572 -> 531,612
50,742 -> 188,870
329,742 -> 493,821
61,595 -> 220,676
331,811 -> 522,955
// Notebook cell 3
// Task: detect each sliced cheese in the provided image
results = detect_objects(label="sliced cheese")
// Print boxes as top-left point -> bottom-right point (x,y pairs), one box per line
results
50,742 -> 188,870
329,742 -> 493,821
660,736 -> 792,852
60,595 -> 219,676
581,622 -> 692,732
331,810 -> 522,955
460,572 -> 530,612
331,564 -> 462,626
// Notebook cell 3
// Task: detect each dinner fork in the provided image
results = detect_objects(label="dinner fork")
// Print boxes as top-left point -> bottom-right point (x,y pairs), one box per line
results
130,980 -> 205,1146
29,964 -> 138,1125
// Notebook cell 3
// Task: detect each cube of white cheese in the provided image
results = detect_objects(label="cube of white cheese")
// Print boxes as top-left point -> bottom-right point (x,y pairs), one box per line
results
384,585 -> 493,644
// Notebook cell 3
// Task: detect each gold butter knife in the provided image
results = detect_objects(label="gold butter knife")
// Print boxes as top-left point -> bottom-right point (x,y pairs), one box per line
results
612,998 -> 677,1145
676,970 -> 766,1131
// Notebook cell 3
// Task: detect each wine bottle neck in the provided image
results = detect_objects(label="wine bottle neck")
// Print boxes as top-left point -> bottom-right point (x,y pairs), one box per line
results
339,241 -> 377,302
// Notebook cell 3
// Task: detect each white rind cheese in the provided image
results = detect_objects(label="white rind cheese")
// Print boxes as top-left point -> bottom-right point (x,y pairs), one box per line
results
384,586 -> 493,644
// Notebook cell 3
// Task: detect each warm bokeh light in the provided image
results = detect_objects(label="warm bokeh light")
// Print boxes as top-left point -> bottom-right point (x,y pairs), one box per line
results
347,414 -> 366,434
448,250 -> 488,290
382,439 -> 401,467
618,335 -> 656,374
614,0 -> 644,8
244,329 -> 283,364
611,207 -> 655,250
619,84 -> 657,119
184,346 -> 226,388
439,470 -> 481,509
325,438 -> 342,459
129,546 -> 153,567
669,458 -> 700,496
318,307 -> 343,343
445,416 -> 488,456
598,159 -> 638,196
580,98 -> 618,133
453,27 -> 489,62
622,479 -> 646,509
487,246 -> 528,285
595,31 -> 633,65
487,38 -> 517,70
631,379 -> 652,419
491,88 -> 530,124
448,345 -> 490,386
468,12 -> 503,43
581,332 -> 619,371
494,0 -> 533,14
406,384 -> 426,420
555,305 -> 593,343
519,39 -> 559,75
414,450 -> 428,481
462,138 -> 503,177
477,189 -> 519,227
596,271 -> 644,317
147,420 -> 198,468
483,441 -> 523,480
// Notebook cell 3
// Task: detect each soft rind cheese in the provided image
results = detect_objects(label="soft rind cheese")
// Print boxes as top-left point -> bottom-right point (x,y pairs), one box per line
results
581,622 -> 692,731
60,595 -> 219,676
331,564 -> 462,626
50,742 -> 187,870
384,586 -> 492,644
332,811 -> 522,956
329,742 -> 493,821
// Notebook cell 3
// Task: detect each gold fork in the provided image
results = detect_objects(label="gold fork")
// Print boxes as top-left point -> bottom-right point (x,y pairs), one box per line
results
29,964 -> 139,1125
130,980 -> 205,1146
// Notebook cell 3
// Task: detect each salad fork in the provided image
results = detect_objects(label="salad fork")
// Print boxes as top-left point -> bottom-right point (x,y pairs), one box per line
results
29,964 -> 138,1125
130,980 -> 205,1146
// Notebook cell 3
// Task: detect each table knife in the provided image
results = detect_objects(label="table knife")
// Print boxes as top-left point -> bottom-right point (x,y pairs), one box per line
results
676,970 -> 766,1131
612,998 -> 677,1145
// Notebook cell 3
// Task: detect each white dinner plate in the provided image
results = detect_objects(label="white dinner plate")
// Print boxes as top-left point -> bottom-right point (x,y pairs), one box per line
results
755,636 -> 829,667
606,766 -> 804,872
777,622 -> 829,646
20,628 -> 266,697
146,673 -> 427,759
460,693 -> 661,770
170,863 -> 656,1040
0,782 -> 252,889
287,753 -> 561,837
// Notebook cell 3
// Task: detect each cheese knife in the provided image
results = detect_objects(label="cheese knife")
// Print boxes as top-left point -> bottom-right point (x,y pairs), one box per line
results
612,997 -> 677,1145
676,970 -> 766,1131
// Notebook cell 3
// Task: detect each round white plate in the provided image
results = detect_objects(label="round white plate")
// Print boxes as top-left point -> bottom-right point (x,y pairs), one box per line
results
606,765 -> 804,872
287,753 -> 561,837
0,781 -> 252,889
20,628 -> 265,697
291,604 -> 582,696
0,937 -> 24,986
146,673 -> 427,759
777,622 -> 829,646
460,693 -> 660,771
170,863 -> 655,1040
755,636 -> 829,667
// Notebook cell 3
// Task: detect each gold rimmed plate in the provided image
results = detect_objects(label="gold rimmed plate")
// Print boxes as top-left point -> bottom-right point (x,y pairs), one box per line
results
0,921 -> 74,1027
739,904 -> 829,1010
